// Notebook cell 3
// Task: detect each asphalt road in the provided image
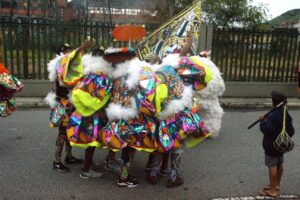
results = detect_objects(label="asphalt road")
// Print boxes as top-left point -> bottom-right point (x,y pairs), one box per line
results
0,109 -> 299,200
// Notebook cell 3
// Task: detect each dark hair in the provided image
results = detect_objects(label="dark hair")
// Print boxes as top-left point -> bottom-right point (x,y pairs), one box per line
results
56,43 -> 72,55
91,47 -> 104,57
271,91 -> 287,106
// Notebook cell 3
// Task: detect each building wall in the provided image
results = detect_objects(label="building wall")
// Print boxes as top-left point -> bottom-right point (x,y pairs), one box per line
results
0,0 -> 72,20
0,0 -> 161,23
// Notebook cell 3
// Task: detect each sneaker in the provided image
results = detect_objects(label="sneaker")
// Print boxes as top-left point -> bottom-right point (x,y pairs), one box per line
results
117,175 -> 139,188
53,161 -> 70,173
167,176 -> 184,188
64,155 -> 84,165
104,161 -> 121,174
79,169 -> 103,179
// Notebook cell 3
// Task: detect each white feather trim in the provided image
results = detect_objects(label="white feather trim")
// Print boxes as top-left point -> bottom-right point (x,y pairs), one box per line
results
194,97 -> 224,138
196,56 -> 225,98
47,55 -> 63,82
106,98 -> 137,121
150,63 -> 163,72
111,58 -> 149,89
192,57 -> 226,137
194,57 -> 225,140
82,54 -> 114,76
161,53 -> 180,69
44,92 -> 58,108
157,86 -> 193,120
125,60 -> 150,89
111,60 -> 131,79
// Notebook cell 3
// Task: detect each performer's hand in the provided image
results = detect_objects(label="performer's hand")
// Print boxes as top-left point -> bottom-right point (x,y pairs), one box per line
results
258,115 -> 265,120
81,39 -> 93,49
187,30 -> 193,39
78,39 -> 92,50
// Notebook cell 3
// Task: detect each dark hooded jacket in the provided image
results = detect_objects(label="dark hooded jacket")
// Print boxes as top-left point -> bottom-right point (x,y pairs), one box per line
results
260,107 -> 295,157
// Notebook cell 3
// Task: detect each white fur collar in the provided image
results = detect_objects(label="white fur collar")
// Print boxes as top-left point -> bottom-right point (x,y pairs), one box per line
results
112,58 -> 150,90
106,97 -> 137,121
82,54 -> 114,76
161,53 -> 180,69
157,85 -> 193,120
47,55 -> 64,82
44,91 -> 57,108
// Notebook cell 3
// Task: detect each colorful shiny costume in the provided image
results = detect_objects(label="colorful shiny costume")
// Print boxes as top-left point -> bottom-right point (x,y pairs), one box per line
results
45,46 -> 225,187
0,63 -> 23,117
101,49 -> 220,153
47,48 -> 224,152
46,51 -> 114,149
46,48 -> 225,151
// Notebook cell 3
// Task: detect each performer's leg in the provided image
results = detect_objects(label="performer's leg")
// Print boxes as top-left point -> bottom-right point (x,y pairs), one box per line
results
146,152 -> 155,171
64,140 -> 72,157
53,125 -> 70,172
59,126 -> 83,165
104,150 -> 121,173
118,147 -> 139,187
167,146 -> 184,188
80,147 -> 103,178
147,152 -> 163,185
160,151 -> 170,176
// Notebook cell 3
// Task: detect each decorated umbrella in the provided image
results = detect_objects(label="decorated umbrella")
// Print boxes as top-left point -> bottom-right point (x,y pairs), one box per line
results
112,24 -> 147,47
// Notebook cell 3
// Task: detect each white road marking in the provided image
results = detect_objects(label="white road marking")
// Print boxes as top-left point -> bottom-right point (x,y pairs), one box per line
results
211,194 -> 299,200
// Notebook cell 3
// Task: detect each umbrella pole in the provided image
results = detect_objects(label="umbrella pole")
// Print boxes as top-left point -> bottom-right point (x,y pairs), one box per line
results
128,38 -> 131,48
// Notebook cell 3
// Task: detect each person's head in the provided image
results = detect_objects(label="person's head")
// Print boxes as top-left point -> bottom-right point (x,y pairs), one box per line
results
91,47 -> 104,57
56,43 -> 72,55
271,91 -> 287,107
144,52 -> 161,64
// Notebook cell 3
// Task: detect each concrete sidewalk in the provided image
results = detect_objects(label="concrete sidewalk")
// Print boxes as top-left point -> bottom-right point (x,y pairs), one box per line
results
14,97 -> 300,109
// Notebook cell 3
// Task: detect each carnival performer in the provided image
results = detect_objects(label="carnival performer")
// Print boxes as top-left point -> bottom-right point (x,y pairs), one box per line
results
45,42 -> 91,173
0,62 -> 23,117
144,47 -> 225,187
101,47 -> 141,187
66,46 -> 119,178
144,52 -> 170,177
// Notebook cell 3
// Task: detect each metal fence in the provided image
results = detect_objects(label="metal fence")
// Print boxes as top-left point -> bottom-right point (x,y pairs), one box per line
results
211,28 -> 300,82
1,18 -> 300,82
0,17 -> 156,79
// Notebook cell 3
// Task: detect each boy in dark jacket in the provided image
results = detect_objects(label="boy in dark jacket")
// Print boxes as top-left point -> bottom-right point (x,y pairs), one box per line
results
259,91 -> 295,197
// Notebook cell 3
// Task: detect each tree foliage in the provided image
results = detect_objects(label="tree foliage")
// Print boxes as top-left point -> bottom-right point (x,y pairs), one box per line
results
202,0 -> 267,28
157,0 -> 268,28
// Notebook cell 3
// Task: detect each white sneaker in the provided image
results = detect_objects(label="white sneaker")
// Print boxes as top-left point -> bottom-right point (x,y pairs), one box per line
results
80,169 -> 103,178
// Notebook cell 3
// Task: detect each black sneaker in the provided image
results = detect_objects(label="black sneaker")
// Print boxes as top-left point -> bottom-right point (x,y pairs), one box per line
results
167,176 -> 184,188
117,175 -> 139,188
64,156 -> 84,165
53,161 -> 70,173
